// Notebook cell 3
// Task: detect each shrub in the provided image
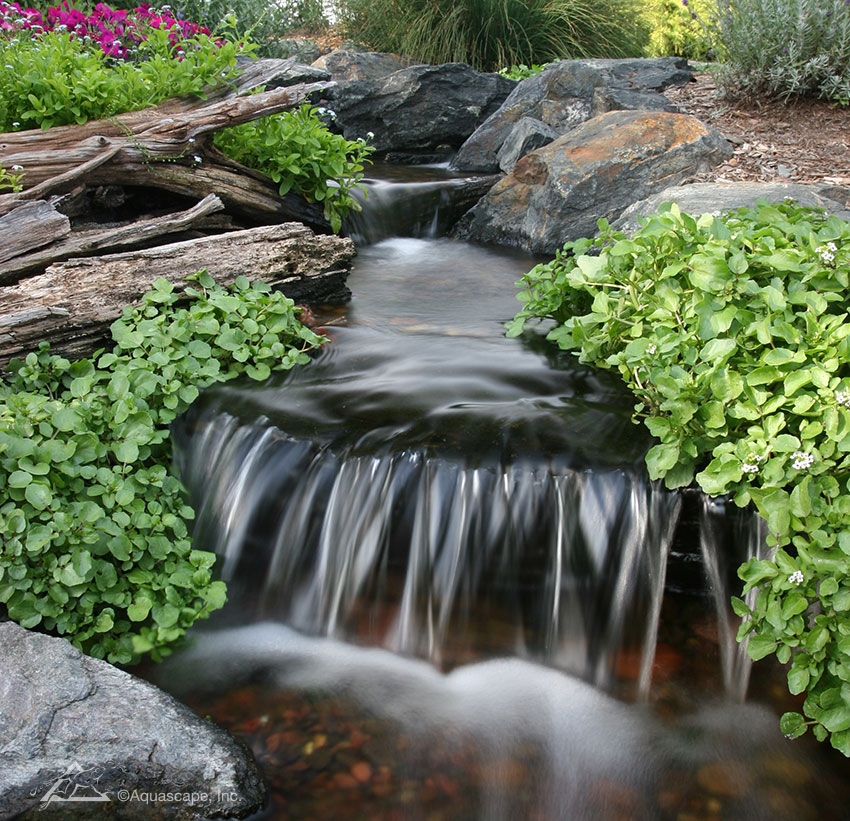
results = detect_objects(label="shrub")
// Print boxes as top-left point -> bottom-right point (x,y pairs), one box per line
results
332,0 -> 650,72
173,0 -> 327,58
508,200 -> 850,754
499,63 -> 548,81
0,273 -> 326,664
213,103 -> 373,233
705,0 -> 850,104
645,0 -> 713,60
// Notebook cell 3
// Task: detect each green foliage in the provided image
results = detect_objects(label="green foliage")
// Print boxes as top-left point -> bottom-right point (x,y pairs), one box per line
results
0,162 -> 23,192
645,0 -> 713,60
332,0 -> 650,72
499,63 -> 548,81
508,200 -> 850,754
0,27 -> 246,131
173,0 -> 327,58
214,103 -> 373,233
705,0 -> 850,104
0,272 -> 325,664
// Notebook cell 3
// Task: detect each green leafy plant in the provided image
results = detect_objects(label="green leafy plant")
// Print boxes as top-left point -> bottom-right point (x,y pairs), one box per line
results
499,63 -> 548,81
332,0 -> 650,72
0,162 -> 24,192
0,272 -> 325,664
508,200 -> 850,754
214,103 -> 373,233
0,27 -> 247,131
702,0 -> 850,104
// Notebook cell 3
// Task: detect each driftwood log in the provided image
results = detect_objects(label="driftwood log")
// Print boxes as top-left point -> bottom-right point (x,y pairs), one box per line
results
0,223 -> 355,366
0,58 -> 364,369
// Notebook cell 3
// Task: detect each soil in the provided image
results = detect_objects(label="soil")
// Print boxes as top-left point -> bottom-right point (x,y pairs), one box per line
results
663,71 -> 850,187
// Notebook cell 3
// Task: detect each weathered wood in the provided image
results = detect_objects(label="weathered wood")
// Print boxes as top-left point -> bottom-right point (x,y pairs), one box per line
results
0,194 -> 225,283
0,145 -> 121,217
0,223 -> 356,366
0,200 -> 71,263
0,81 -> 329,188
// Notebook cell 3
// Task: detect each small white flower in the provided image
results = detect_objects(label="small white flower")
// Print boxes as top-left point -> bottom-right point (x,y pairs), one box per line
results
4,64 -> 13,69
747,452 -> 765,463
11,122 -> 19,127
742,462 -> 760,474
836,390 -> 850,408
816,242 -> 838,265
193,155 -> 202,163
791,450 -> 815,470
188,137 -> 195,143
366,131 -> 375,139
788,569 -> 805,586
10,164 -> 22,170
646,343 -> 657,355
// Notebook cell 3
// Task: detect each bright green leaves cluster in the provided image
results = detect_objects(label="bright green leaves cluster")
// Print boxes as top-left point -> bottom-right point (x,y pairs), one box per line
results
0,27 -> 247,131
0,272 -> 325,664
508,199 -> 850,753
214,103 -> 373,233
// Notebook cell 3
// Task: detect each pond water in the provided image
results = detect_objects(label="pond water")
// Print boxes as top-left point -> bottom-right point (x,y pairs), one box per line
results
146,168 -> 850,820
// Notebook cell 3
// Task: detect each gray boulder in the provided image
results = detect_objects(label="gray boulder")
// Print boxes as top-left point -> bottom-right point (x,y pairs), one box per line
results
615,181 -> 850,231
274,37 -> 321,64
312,47 -> 413,85
0,622 -> 266,819
453,109 -> 732,255
451,57 -> 693,173
496,117 -> 559,174
317,63 -> 516,160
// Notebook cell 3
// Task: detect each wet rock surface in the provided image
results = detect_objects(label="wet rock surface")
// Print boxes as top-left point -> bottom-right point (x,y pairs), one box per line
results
0,622 -> 266,820
453,109 -> 732,254
451,57 -> 693,173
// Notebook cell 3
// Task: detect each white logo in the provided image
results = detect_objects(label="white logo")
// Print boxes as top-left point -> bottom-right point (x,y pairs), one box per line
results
38,762 -> 111,808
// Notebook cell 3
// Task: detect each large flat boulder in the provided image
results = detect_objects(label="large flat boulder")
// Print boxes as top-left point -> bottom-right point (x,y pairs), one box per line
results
0,621 -> 266,819
453,110 -> 732,255
451,57 -> 692,173
316,63 -> 516,161
614,181 -> 850,231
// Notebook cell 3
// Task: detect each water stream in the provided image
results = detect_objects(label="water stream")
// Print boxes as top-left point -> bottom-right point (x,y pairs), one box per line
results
149,166 -> 850,820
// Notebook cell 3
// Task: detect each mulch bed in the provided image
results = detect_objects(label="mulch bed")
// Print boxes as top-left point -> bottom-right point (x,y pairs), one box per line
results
664,72 -> 850,187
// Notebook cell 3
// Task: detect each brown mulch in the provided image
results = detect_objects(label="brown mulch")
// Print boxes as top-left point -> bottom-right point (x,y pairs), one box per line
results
663,72 -> 850,187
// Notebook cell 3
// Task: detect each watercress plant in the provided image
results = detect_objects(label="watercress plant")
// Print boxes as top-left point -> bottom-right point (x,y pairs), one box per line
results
0,272 -> 325,664
508,199 -> 850,754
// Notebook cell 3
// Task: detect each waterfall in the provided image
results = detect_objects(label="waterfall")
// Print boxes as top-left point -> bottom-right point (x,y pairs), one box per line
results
177,408 -> 682,697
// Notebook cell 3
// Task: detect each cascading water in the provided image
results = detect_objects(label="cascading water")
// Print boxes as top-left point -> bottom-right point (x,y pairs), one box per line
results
151,165 -> 850,820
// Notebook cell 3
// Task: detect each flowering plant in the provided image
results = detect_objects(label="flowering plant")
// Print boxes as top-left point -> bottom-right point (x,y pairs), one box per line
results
0,1 -> 215,59
509,199 -> 850,754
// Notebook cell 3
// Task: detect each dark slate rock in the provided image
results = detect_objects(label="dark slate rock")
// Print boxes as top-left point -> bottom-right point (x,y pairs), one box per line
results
275,37 -> 321,64
235,55 -> 330,88
317,63 -> 516,159
453,110 -> 732,255
497,117 -> 559,173
614,182 -> 850,232
312,48 -> 413,85
451,57 -> 693,173
0,622 -> 266,819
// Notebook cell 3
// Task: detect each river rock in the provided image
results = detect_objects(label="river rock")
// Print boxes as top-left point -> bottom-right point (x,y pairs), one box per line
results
317,63 -> 516,160
614,181 -> 850,231
453,110 -> 732,255
451,57 -> 692,173
0,621 -> 266,819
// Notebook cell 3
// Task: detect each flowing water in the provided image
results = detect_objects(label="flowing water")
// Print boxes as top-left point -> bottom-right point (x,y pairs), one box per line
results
149,166 -> 850,820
